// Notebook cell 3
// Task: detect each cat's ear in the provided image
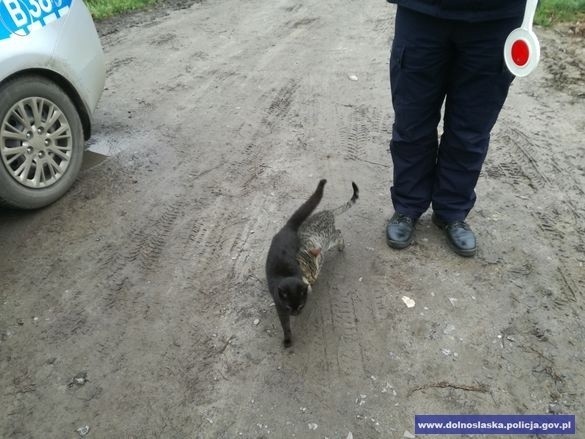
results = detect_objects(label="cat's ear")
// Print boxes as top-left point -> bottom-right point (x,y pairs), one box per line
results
308,247 -> 321,257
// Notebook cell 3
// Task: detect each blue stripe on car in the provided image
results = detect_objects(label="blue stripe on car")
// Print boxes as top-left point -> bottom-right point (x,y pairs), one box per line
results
0,0 -> 73,40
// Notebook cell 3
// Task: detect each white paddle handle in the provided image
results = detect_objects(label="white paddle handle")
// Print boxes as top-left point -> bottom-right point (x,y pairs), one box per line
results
521,0 -> 539,31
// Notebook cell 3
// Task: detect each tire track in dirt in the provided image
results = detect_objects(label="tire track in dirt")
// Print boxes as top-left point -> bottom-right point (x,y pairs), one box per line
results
335,291 -> 367,376
282,3 -> 303,13
218,80 -> 301,198
365,257 -> 407,325
95,201 -> 187,313
343,106 -> 382,161
129,202 -> 186,270
286,17 -> 320,29
44,307 -> 91,341
371,285 -> 395,323
541,34 -> 585,98
488,114 -> 585,415
310,306 -> 334,375
168,77 -> 304,309
204,69 -> 240,86
87,198 -> 243,410
185,199 -> 254,283
184,200 -> 240,279
291,295 -> 336,379
106,56 -> 136,75
341,105 -> 390,174
533,209 -> 569,241
553,266 -> 585,313
227,197 -> 267,283
100,249 -> 132,311
486,130 -> 549,191
484,157 -> 534,188
288,268 -> 375,380
180,192 -> 271,303
150,32 -> 179,47
344,106 -> 371,162
491,123 -> 585,320
506,127 -> 552,184
262,80 -> 300,130
530,218 -> 584,319
485,312 -> 578,417
316,283 -> 367,378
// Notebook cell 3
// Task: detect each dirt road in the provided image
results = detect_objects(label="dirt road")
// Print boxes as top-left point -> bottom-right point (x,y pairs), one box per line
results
1,0 -> 584,437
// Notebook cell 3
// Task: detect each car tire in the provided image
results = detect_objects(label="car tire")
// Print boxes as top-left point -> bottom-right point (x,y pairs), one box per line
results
0,75 -> 84,209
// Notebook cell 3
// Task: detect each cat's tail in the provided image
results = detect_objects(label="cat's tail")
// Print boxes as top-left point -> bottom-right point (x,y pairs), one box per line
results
331,182 -> 359,216
287,179 -> 327,230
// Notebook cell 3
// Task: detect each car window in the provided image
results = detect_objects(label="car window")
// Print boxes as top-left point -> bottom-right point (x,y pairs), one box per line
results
1,0 -> 73,40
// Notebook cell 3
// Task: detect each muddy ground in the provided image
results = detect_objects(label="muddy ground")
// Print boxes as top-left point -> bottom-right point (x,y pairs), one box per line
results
1,0 -> 584,438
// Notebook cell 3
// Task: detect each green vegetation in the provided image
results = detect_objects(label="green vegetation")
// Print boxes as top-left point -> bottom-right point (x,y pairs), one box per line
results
85,0 -> 585,23
84,0 -> 157,20
535,0 -> 585,26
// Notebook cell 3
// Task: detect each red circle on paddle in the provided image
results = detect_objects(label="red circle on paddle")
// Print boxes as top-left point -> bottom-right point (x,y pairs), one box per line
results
511,40 -> 530,67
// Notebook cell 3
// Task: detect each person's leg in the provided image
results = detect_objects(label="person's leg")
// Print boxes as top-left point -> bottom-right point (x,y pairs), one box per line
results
432,16 -> 521,223
389,6 -> 453,220
431,15 -> 521,256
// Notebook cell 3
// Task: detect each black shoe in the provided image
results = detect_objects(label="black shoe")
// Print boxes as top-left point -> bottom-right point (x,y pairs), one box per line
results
386,212 -> 416,249
432,214 -> 477,257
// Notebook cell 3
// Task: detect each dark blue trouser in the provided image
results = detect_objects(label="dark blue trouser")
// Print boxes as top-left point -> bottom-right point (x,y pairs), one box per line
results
389,6 -> 521,222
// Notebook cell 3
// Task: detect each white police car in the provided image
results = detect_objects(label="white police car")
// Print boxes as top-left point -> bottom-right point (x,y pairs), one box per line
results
0,0 -> 105,209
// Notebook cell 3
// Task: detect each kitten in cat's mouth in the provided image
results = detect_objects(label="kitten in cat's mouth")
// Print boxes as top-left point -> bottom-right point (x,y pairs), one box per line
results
297,181 -> 359,286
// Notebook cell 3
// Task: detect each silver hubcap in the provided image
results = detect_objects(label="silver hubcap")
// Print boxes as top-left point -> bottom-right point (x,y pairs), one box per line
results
1,97 -> 72,189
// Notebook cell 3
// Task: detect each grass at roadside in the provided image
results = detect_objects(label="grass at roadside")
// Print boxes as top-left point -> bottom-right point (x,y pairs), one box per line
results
84,0 -> 157,20
85,0 -> 585,23
535,0 -> 585,26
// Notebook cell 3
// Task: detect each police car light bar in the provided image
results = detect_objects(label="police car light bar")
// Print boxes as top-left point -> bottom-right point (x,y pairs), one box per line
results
504,0 -> 541,77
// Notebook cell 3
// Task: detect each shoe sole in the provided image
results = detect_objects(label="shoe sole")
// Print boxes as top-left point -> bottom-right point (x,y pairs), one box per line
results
386,235 -> 413,250
446,242 -> 476,257
432,216 -> 476,257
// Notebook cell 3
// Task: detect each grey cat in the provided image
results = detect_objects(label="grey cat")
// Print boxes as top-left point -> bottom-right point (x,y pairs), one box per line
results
297,182 -> 359,285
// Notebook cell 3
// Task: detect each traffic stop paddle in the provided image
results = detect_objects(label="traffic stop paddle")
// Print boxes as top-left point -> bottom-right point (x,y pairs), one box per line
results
504,0 -> 541,77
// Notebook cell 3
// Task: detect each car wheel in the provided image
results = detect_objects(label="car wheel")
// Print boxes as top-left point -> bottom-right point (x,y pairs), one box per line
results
0,75 -> 84,209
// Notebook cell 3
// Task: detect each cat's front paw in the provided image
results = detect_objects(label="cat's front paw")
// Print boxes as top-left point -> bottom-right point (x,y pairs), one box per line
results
283,337 -> 292,348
